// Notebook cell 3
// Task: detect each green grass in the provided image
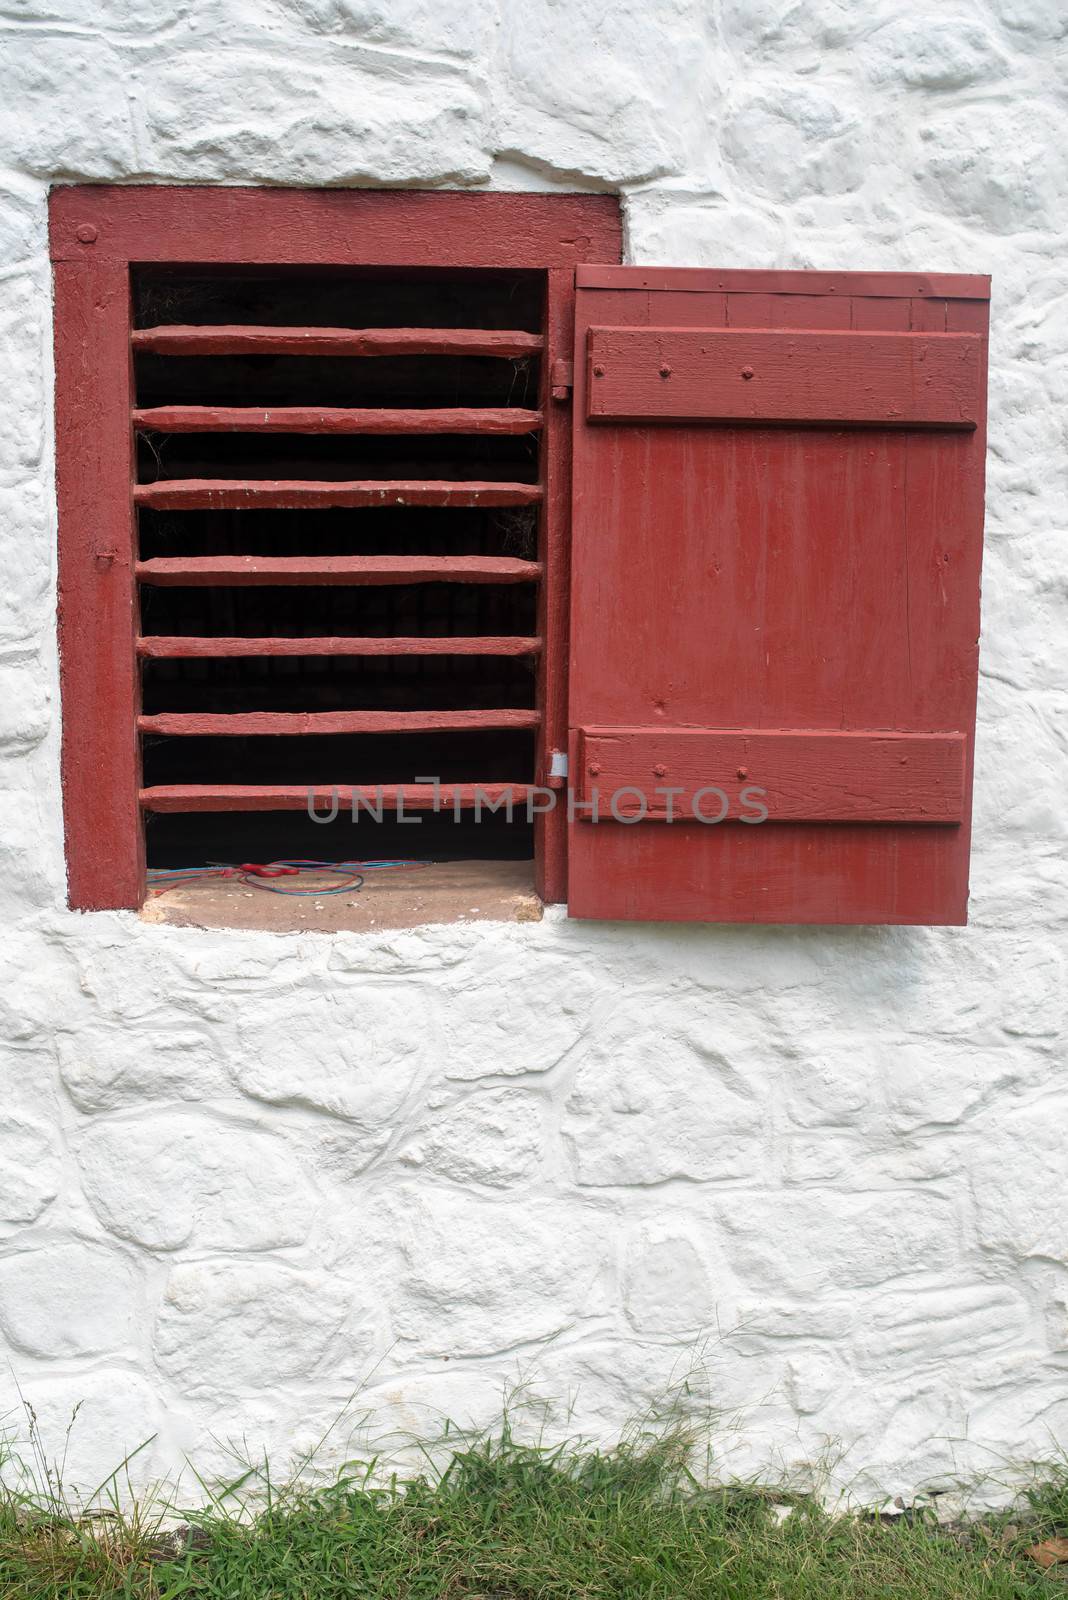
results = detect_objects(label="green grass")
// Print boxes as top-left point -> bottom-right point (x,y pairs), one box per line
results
2,1413 -> 1067,1599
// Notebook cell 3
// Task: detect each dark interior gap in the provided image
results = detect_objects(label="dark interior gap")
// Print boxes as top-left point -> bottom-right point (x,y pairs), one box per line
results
134,265 -> 543,871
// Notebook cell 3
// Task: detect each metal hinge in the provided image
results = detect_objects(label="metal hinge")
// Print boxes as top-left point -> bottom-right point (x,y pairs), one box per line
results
550,359 -> 574,402
548,749 -> 569,788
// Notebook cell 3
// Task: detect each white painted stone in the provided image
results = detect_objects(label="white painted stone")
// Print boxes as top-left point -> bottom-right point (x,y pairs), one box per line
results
495,0 -> 691,184
0,0 -> 1063,1511
58,1030 -> 231,1112
716,1191 -> 957,1297
0,0 -> 185,25
867,17 -> 1009,89
986,0 -> 1068,43
563,996 -> 764,1185
852,1283 -> 1035,1370
400,1088 -> 546,1187
626,194 -> 787,271
0,787 -> 58,914
443,959 -> 592,1080
917,103 -> 1068,234
0,39 -> 135,177
236,989 -> 437,1121
277,0 -> 495,59
137,52 -> 490,185
971,1100 -> 1068,1260
0,1369 -> 161,1500
719,0 -> 875,56
622,1218 -> 734,1335
154,1260 -> 358,1392
783,1347 -> 851,1415
76,1115 -> 318,1251
0,665 -> 50,753
0,278 -> 43,471
0,481 -> 50,651
0,1113 -> 61,1227
377,1189 -> 612,1356
723,81 -> 869,203
0,1238 -> 141,1357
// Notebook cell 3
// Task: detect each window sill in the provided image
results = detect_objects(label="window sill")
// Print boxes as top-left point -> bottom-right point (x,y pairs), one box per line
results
139,859 -> 542,934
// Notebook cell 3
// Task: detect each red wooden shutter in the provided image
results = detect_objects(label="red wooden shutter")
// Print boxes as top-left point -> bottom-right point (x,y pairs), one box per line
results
567,267 -> 990,924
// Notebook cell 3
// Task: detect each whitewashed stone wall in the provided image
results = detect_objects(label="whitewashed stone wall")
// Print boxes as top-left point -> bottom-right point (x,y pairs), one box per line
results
0,0 -> 1065,1507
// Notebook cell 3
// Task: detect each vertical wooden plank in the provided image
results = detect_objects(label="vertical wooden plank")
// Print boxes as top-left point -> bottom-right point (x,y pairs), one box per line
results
726,293 -> 852,330
910,296 -> 948,332
851,296 -> 910,331
54,255 -> 144,909
534,268 -> 573,904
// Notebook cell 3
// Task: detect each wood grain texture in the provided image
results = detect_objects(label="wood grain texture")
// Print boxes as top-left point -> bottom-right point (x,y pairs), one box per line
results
53,257 -> 145,910
576,728 -> 966,821
568,273 -> 989,925
133,479 -> 543,510
587,327 -> 982,428
137,634 -> 543,657
535,267 -> 578,906
138,709 -> 541,736
575,265 -> 991,300
140,783 -> 534,812
131,326 -> 545,358
50,188 -> 623,267
133,406 -> 543,435
135,556 -> 542,586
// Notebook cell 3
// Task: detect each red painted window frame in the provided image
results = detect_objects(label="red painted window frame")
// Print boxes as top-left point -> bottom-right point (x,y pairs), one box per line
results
50,187 -> 623,912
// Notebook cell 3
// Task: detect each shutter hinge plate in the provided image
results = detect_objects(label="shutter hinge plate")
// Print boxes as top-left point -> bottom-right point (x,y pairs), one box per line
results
550,359 -> 574,402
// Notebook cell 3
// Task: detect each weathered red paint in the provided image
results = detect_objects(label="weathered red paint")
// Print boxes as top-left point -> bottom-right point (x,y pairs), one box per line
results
133,406 -> 543,435
586,327 -> 982,428
140,783 -> 533,813
133,480 -> 543,510
53,257 -> 144,911
575,729 -> 966,822
50,188 -> 622,268
575,265 -> 990,300
137,709 -> 541,736
52,185 -> 622,911
568,269 -> 990,924
135,556 -> 542,586
130,326 -> 544,358
136,634 -> 543,658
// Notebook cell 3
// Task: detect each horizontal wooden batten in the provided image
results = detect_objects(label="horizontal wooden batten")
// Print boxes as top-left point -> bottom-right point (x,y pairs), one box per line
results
133,405 -> 543,436
136,556 -> 542,587
138,708 -> 542,736
140,783 -> 534,813
133,479 -> 542,511
137,634 -> 543,658
575,265 -> 991,300
576,728 -> 966,823
587,327 -> 983,428
131,325 -> 544,358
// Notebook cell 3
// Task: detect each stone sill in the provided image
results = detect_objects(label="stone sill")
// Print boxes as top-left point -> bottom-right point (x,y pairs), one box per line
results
139,859 -> 542,933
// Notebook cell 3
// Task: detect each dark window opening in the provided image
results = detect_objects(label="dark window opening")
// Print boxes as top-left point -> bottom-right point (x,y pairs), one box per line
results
133,266 -> 544,873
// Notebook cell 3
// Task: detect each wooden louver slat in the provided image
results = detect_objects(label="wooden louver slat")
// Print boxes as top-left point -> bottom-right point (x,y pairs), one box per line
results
134,304 -> 545,845
137,634 -> 543,658
140,783 -> 535,813
131,325 -> 544,358
133,479 -> 542,510
138,709 -> 542,736
135,556 -> 542,587
133,406 -> 544,436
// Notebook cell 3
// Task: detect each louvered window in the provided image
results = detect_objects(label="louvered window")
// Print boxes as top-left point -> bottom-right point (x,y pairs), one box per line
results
53,191 -> 991,926
51,189 -> 622,911
133,268 -> 545,869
